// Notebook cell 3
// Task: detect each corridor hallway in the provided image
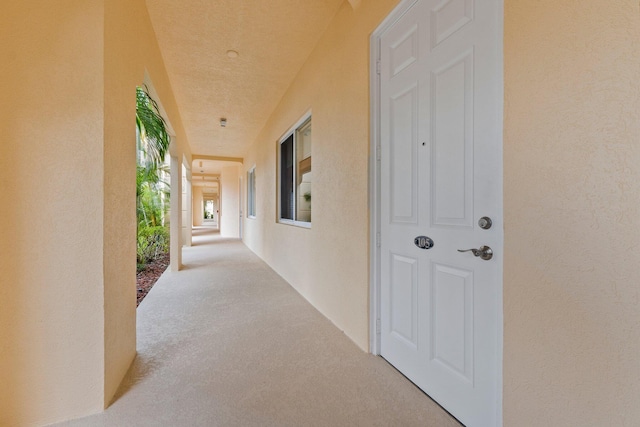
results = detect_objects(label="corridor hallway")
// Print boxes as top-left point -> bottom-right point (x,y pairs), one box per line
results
55,226 -> 460,427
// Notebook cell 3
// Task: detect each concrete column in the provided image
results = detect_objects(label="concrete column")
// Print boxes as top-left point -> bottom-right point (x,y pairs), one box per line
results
170,155 -> 182,271
181,162 -> 192,247
192,186 -> 204,226
220,165 -> 240,238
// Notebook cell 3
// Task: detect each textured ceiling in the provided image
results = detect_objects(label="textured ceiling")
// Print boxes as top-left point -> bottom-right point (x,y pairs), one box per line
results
145,0 -> 345,163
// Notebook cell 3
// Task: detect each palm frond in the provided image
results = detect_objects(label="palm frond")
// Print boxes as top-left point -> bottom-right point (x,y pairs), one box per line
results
136,86 -> 171,228
136,85 -> 170,171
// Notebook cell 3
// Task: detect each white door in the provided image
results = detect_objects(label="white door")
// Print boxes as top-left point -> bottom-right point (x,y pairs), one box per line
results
377,0 -> 502,426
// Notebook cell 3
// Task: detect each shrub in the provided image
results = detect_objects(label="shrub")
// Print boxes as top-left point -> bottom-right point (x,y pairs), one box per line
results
137,225 -> 169,268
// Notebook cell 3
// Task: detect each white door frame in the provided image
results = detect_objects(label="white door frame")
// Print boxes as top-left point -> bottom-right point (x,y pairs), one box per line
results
368,0 -> 504,420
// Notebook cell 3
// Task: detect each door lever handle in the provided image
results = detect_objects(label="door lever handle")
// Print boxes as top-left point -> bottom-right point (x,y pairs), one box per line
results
458,245 -> 493,261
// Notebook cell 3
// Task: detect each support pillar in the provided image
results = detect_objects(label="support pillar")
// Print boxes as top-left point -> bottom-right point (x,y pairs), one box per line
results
170,154 -> 182,271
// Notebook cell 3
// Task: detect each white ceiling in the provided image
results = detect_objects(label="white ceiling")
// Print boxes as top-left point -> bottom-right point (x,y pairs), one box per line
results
145,0 -> 345,166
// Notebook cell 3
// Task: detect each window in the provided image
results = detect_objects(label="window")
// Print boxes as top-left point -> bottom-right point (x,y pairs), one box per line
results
247,166 -> 256,218
278,115 -> 311,225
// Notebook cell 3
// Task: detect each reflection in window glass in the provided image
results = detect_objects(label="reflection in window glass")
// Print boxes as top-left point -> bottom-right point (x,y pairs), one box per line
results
247,167 -> 256,218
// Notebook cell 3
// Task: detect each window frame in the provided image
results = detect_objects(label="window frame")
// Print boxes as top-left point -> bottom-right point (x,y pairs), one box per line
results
277,112 -> 312,228
247,165 -> 256,219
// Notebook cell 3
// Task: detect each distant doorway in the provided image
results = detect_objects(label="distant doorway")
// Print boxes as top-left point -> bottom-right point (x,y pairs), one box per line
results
204,198 -> 219,229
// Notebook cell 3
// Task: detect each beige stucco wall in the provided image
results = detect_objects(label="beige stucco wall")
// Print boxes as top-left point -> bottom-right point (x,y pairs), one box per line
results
0,2 -> 106,425
0,1 -> 190,425
242,0 -> 399,350
504,0 -> 640,425
103,0 -> 140,406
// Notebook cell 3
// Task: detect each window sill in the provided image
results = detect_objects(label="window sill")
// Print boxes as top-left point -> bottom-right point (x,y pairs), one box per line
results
278,219 -> 311,229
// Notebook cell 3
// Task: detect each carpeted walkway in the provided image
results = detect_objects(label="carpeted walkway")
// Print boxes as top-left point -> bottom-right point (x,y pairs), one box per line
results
53,227 -> 460,427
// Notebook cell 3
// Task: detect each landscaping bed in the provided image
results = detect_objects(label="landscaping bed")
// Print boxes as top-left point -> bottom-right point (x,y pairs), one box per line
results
136,252 -> 170,306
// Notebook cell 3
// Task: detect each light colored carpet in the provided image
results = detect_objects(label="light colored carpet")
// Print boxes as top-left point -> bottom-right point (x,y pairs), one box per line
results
52,227 -> 461,427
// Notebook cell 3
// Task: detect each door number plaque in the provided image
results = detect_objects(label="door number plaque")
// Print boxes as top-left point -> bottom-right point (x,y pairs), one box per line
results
414,236 -> 434,250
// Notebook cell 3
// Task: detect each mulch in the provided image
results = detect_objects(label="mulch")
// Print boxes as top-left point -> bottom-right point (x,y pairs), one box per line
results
136,252 -> 170,306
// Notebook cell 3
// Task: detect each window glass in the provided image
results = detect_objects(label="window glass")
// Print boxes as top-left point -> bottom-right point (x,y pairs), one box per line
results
278,116 -> 311,225
247,167 -> 256,218
280,135 -> 294,220
296,120 -> 312,222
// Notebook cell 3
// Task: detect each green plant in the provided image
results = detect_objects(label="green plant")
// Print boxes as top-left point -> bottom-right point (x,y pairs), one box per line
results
136,86 -> 170,172
137,225 -> 169,268
137,165 -> 169,227
136,85 -> 171,227
136,86 -> 171,268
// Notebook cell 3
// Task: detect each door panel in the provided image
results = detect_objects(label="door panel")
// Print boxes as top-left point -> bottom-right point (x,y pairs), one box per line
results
390,253 -> 419,348
390,85 -> 419,223
378,0 -> 502,426
431,0 -> 474,48
390,24 -> 419,76
431,262 -> 473,382
431,49 -> 473,227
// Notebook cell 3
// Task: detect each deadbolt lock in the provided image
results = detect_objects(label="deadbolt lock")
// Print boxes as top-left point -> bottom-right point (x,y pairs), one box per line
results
478,216 -> 492,230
